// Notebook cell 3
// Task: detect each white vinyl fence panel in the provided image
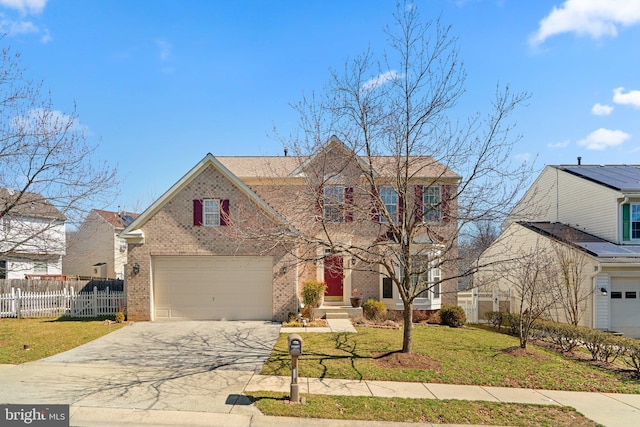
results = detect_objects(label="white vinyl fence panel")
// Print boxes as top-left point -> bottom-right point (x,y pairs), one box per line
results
458,288 -> 512,323
0,287 -> 125,318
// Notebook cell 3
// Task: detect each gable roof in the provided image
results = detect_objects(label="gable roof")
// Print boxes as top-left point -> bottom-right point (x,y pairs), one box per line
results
216,137 -> 460,182
121,153 -> 296,242
0,188 -> 65,221
553,165 -> 640,192
519,221 -> 640,259
94,209 -> 139,230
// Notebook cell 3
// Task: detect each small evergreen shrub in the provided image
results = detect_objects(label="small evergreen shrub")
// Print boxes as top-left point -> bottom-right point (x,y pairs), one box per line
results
439,305 -> 466,328
301,280 -> 327,320
362,298 -> 387,321
115,311 -> 125,324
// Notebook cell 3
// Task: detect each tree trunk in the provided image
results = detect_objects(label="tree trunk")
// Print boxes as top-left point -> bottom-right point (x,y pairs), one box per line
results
402,301 -> 414,353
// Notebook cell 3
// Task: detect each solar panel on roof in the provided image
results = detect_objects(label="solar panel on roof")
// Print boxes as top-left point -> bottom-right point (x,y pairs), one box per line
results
121,215 -> 135,227
562,166 -> 640,191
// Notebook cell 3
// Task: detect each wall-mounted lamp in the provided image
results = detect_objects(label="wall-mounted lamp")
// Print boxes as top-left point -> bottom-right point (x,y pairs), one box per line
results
351,258 -> 357,266
600,287 -> 607,296
132,263 -> 140,275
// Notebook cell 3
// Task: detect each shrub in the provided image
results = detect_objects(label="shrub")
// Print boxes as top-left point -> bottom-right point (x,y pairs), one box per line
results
301,280 -> 327,321
115,311 -> 125,324
623,338 -> 640,376
362,299 -> 387,321
439,305 -> 466,328
484,311 -> 504,330
536,320 -> 581,353
581,329 -> 624,363
503,313 -> 521,336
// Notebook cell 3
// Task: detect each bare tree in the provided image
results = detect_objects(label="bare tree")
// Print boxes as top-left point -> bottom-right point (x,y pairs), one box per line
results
549,237 -> 591,326
276,3 -> 532,354
0,45 -> 118,260
499,243 -> 557,349
458,220 -> 501,290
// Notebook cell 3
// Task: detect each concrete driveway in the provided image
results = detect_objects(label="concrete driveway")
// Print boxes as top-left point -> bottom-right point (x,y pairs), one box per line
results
42,320 -> 281,372
0,321 -> 282,416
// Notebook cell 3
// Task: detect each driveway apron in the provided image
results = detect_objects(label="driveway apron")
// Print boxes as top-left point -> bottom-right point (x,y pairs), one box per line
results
0,321 -> 281,415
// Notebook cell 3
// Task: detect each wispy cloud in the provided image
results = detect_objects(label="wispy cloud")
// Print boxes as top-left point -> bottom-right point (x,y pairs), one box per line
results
591,103 -> 613,116
515,152 -> 531,162
529,0 -> 640,46
613,87 -> 640,108
361,70 -> 400,92
577,128 -> 630,150
547,139 -> 571,149
0,0 -> 47,15
0,0 -> 50,43
156,39 -> 172,62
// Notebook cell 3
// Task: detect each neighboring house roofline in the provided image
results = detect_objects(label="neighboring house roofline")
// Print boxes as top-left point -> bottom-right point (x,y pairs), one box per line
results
93,209 -> 139,231
551,164 -> 640,192
518,221 -> 640,261
120,153 -> 298,242
0,187 -> 66,222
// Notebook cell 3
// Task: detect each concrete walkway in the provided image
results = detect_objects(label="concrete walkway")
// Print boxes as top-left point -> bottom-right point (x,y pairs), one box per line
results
281,318 -> 357,334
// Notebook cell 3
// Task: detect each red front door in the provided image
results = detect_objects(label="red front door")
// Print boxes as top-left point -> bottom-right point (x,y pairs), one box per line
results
324,256 -> 343,300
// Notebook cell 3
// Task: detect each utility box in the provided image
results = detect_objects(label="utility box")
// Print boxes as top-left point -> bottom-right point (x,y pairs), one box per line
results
92,262 -> 107,278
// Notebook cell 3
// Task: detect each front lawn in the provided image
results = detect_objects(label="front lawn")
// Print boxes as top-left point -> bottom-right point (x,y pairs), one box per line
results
248,391 -> 596,427
262,325 -> 640,393
0,317 -> 125,364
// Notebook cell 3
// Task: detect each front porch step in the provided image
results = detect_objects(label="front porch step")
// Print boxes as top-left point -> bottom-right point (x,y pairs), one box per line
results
316,306 -> 363,319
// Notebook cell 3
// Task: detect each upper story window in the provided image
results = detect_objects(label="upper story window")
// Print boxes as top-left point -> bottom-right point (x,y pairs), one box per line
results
423,186 -> 440,222
380,186 -> 398,223
322,185 -> 353,222
193,199 -> 229,227
632,204 -> 640,239
203,199 -> 221,227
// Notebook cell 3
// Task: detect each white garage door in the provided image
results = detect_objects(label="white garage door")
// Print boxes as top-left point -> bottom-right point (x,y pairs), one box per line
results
610,277 -> 640,338
153,256 -> 273,320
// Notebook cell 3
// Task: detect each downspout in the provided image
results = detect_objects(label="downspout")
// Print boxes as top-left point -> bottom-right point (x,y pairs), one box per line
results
590,263 -> 603,330
618,195 -> 629,244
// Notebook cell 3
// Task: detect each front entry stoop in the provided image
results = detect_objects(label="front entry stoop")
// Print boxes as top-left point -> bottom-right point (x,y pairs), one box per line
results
317,306 -> 362,319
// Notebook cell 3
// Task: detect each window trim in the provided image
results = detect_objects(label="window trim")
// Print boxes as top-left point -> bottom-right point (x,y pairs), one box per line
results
323,185 -> 346,223
422,185 -> 441,222
203,199 -> 221,227
379,186 -> 398,224
631,204 -> 640,240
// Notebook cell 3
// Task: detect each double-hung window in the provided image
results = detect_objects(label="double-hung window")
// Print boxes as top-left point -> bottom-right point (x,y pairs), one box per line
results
193,199 -> 229,227
423,186 -> 440,222
323,186 -> 345,223
203,199 -> 221,227
380,186 -> 398,223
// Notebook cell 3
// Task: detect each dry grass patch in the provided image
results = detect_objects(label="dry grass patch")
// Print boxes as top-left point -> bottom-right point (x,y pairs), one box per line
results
0,317 -> 125,364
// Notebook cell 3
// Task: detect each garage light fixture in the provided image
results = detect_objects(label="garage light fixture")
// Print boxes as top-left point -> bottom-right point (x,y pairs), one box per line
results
132,263 -> 140,275
600,287 -> 607,296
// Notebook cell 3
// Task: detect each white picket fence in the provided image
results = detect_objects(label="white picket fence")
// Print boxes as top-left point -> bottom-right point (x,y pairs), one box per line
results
0,286 -> 125,318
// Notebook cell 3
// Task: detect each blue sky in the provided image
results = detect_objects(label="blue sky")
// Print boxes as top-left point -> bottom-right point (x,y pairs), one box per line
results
2,0 -> 640,213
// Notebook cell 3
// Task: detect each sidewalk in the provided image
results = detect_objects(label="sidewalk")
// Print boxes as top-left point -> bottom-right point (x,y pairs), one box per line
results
244,374 -> 640,427
67,373 -> 640,427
